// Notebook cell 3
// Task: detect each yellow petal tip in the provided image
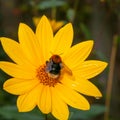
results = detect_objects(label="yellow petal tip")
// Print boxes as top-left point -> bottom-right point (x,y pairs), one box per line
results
40,15 -> 49,23
19,23 -> 27,29
64,23 -> 72,29
67,23 -> 72,27
81,40 -> 94,49
100,61 -> 108,71
96,91 -> 102,98
17,107 -> 26,112
0,37 -> 10,43
103,62 -> 108,68
86,40 -> 94,46
0,37 -> 5,41
85,103 -> 90,110
17,108 -> 22,112
41,15 -> 47,19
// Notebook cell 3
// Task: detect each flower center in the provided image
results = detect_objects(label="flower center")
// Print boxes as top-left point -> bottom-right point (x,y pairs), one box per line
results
36,65 -> 60,87
36,55 -> 72,86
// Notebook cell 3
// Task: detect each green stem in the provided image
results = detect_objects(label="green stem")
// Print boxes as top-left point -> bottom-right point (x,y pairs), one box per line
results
51,7 -> 56,20
51,0 -> 56,20
72,0 -> 79,23
45,114 -> 48,120
104,35 -> 118,120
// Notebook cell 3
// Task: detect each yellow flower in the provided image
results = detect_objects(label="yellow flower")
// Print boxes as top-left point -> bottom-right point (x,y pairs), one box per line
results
33,16 -> 64,32
0,15 -> 107,120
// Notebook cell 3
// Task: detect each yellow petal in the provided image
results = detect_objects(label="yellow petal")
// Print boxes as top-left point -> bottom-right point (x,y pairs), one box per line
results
64,41 -> 93,69
0,62 -> 36,79
51,20 -> 64,32
3,78 -> 39,95
61,77 -> 102,97
18,23 -> 43,66
55,83 -> 90,110
73,60 -> 108,79
33,17 -> 40,26
17,84 -> 43,112
0,37 -> 35,67
50,23 -> 73,56
36,15 -> 53,61
51,87 -> 69,120
37,86 -> 51,114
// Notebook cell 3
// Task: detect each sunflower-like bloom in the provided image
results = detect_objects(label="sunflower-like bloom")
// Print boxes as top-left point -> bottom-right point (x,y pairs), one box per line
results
0,15 -> 107,120
33,16 -> 64,32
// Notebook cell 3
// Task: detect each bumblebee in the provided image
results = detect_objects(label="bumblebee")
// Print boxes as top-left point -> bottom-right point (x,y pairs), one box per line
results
46,55 -> 62,78
46,55 -> 72,79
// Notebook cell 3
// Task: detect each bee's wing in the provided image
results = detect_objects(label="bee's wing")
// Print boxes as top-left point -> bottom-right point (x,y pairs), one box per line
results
62,62 -> 73,76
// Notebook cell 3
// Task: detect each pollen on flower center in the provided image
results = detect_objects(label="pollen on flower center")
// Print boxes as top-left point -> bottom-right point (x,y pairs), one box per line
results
36,65 -> 60,87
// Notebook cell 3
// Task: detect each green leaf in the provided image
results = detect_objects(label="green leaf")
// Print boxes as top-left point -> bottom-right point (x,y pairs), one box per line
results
37,0 -> 66,9
69,104 -> 106,120
0,105 -> 45,120
67,9 -> 75,22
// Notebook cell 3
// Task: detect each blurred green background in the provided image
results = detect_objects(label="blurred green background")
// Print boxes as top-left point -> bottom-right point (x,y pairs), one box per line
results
0,0 -> 120,120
